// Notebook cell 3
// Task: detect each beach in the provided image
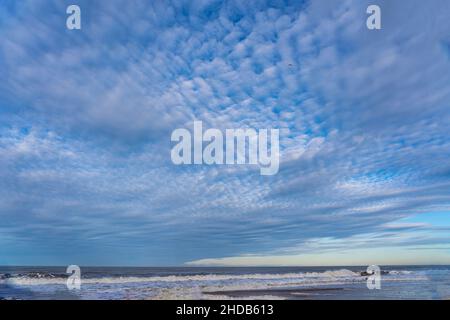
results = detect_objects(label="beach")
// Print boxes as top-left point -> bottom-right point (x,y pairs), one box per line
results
1,266 -> 449,300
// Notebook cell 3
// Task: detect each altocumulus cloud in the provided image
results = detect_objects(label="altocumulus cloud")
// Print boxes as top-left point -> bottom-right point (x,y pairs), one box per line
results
0,0 -> 450,266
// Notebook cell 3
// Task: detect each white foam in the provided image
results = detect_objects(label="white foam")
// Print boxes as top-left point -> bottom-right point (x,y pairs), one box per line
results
2,269 -> 361,286
2,268 -> 428,301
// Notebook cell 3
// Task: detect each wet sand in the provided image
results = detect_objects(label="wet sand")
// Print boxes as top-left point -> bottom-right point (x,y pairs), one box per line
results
204,287 -> 347,299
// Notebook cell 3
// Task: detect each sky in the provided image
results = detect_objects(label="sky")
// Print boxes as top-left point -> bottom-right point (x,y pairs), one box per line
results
0,0 -> 450,266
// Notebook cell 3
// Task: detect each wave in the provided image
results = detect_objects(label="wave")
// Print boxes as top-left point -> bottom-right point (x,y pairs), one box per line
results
0,272 -> 67,280
0,268 -> 404,286
1,268 -> 440,300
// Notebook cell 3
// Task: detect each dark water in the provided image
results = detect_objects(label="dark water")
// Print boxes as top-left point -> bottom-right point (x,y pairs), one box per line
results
1,265 -> 450,300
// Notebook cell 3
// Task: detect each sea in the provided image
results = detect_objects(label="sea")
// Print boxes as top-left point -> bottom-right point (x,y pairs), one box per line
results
1,265 -> 449,300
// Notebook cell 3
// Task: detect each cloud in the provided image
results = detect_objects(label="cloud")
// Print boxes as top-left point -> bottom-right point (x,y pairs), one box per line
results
0,0 -> 450,266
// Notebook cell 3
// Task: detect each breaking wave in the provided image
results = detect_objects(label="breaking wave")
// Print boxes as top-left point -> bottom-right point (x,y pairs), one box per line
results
0,268 -> 432,300
1,268 -> 410,286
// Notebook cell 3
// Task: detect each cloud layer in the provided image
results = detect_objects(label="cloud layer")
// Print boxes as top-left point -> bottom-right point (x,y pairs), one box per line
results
1,0 -> 450,265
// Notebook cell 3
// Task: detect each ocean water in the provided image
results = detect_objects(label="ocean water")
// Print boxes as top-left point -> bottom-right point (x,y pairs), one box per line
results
1,265 -> 449,300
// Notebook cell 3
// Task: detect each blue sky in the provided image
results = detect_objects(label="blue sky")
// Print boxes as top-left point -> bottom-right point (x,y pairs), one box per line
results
1,0 -> 450,266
